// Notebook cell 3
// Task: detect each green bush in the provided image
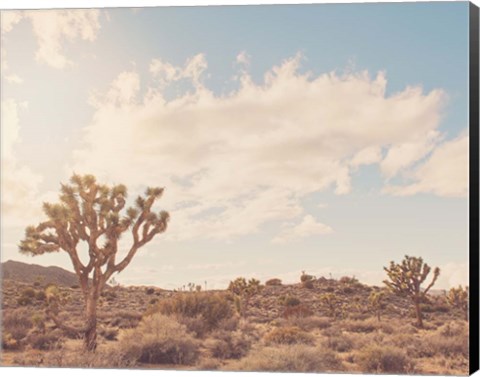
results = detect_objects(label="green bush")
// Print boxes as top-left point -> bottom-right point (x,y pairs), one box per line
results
119,313 -> 200,365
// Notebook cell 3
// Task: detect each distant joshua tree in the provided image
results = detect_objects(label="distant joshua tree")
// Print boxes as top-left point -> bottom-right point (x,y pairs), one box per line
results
19,174 -> 169,350
446,285 -> 469,321
228,277 -> 262,317
368,291 -> 386,322
383,255 -> 440,328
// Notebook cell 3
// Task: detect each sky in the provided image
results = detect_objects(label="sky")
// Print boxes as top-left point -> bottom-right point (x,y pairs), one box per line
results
0,1 -> 471,290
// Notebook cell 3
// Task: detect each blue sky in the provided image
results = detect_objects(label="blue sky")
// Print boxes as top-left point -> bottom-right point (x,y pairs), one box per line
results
1,2 -> 471,289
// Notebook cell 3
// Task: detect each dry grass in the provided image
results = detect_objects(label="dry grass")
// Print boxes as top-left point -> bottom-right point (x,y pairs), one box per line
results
1,277 -> 470,375
118,313 -> 200,365
357,344 -> 415,374
224,344 -> 343,372
264,326 -> 315,345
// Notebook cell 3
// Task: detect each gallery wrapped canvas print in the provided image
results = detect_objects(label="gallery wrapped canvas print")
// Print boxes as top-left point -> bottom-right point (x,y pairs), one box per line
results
0,0 -> 479,375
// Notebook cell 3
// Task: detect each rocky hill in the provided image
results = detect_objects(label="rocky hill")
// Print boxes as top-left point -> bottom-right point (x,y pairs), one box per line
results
1,260 -> 80,287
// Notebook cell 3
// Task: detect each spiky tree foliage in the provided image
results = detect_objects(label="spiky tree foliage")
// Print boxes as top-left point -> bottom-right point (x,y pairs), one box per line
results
228,277 -> 262,317
368,291 -> 386,322
319,293 -> 340,319
383,255 -> 440,328
446,285 -> 469,321
19,174 -> 169,350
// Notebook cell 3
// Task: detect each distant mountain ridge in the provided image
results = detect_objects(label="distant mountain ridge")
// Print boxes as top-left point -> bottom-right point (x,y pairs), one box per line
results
1,260 -> 79,287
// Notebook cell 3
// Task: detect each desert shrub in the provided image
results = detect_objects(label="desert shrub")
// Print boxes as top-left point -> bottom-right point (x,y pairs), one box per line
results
38,348 -> 137,368
358,345 -> 413,374
99,326 -> 119,341
265,278 -> 282,286
119,313 -> 199,365
149,298 -> 158,305
70,284 -> 80,289
218,316 -> 240,332
29,331 -> 63,350
343,318 -> 379,333
417,321 -> 468,358
3,308 -> 33,341
31,313 -> 46,331
283,304 -> 313,319
302,280 -> 314,289
289,315 -> 332,331
387,333 -> 423,357
300,271 -> 315,283
110,310 -> 142,329
197,358 -> 221,370
339,276 -> 359,285
264,326 -> 315,345
101,290 -> 117,301
284,296 -> 301,307
2,332 -> 20,350
206,330 -> 252,359
279,295 -> 301,307
22,287 -> 36,298
35,290 -> 47,301
225,345 -> 342,372
324,334 -> 354,352
151,292 -> 234,333
145,287 -> 155,295
17,296 -> 33,306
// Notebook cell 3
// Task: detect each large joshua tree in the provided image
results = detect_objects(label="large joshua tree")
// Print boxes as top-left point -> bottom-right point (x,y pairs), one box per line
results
19,174 -> 170,350
383,255 -> 440,328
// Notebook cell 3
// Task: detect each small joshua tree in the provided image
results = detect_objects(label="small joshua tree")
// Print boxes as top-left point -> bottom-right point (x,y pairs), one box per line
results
368,291 -> 386,322
383,255 -> 440,328
228,277 -> 262,317
446,285 -> 469,321
19,174 -> 169,350
320,293 -> 339,319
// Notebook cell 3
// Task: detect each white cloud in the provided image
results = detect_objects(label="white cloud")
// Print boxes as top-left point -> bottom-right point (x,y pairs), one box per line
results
150,53 -> 207,88
384,133 -> 468,197
1,99 -> 43,227
1,11 -> 22,34
437,262 -> 468,289
3,10 -> 101,69
4,74 -> 24,84
1,11 -> 23,80
272,215 -> 333,244
26,9 -> 101,69
70,53 -> 454,242
89,71 -> 140,108
236,50 -> 251,67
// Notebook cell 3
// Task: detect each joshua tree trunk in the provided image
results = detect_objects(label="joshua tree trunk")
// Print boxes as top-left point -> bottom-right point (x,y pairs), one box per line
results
413,298 -> 423,328
85,293 -> 98,351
